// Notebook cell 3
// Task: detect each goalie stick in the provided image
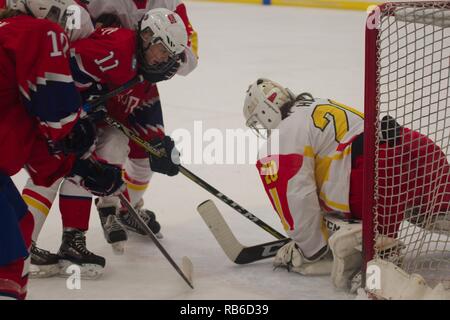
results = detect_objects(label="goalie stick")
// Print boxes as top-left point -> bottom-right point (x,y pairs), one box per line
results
197,199 -> 290,264
197,200 -> 364,265
103,115 -> 286,240
118,194 -> 194,289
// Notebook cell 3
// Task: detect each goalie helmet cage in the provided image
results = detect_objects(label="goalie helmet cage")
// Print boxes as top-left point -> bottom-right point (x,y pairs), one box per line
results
363,1 -> 450,299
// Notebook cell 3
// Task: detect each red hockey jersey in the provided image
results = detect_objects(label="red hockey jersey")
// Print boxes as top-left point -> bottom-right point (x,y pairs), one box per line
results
0,15 -> 80,184
86,0 -> 198,75
70,27 -> 137,88
70,27 -> 164,141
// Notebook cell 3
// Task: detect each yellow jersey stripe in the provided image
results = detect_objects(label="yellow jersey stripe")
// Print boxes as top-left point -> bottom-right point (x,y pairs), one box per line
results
269,188 -> 290,231
319,192 -> 350,212
22,194 -> 50,216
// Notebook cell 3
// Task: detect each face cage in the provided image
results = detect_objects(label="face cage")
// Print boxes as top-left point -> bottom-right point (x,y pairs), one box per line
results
137,32 -> 181,75
246,114 -> 271,139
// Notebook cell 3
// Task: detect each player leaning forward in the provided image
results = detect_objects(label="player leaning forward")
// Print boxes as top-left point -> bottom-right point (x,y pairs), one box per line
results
19,3 -> 191,278
243,79 -> 450,289
0,2 -> 124,299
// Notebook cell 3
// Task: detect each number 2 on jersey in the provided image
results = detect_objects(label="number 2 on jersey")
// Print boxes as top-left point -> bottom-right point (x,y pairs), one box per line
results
311,101 -> 363,143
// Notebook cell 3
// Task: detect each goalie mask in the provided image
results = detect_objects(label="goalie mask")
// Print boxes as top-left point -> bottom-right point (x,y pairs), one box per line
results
137,8 -> 188,76
7,0 -> 92,41
243,78 -> 295,138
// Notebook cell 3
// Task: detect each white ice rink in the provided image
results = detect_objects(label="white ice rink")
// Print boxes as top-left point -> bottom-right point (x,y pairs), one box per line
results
13,1 -> 369,300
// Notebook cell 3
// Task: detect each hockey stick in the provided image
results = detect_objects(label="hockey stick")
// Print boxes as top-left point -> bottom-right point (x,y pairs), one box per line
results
197,199 -> 290,264
118,194 -> 194,289
82,75 -> 144,112
197,200 -> 365,265
103,116 -> 286,240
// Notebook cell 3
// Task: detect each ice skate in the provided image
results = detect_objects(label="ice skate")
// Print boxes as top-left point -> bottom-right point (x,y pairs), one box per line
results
96,199 -> 128,255
119,200 -> 163,239
58,228 -> 105,280
29,241 -> 60,278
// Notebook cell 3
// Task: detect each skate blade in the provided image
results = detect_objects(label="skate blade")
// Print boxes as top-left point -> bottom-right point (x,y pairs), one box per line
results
58,260 -> 104,280
29,263 -> 60,279
111,241 -> 126,255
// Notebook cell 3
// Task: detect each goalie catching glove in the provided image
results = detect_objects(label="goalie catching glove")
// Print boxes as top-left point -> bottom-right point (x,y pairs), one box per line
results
67,157 -> 125,196
148,135 -> 180,176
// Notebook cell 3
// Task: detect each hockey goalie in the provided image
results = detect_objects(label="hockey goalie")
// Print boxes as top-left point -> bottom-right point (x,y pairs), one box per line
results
242,78 -> 450,291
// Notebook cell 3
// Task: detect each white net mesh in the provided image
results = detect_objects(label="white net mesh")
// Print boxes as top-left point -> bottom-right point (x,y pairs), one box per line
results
372,1 -> 450,290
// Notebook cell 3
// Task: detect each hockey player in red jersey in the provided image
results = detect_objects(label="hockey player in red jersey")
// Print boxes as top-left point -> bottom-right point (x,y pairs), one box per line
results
87,0 -> 198,243
84,0 -> 197,235
243,78 -> 450,289
22,5 -> 195,279
86,0 -> 198,71
0,1 -> 124,299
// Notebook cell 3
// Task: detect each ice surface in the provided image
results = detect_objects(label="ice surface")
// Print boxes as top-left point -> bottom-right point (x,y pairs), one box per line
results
12,1 -> 368,300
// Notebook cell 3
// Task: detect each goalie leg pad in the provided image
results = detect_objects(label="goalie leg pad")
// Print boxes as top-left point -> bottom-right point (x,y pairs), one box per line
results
328,222 -> 363,289
366,259 -> 450,299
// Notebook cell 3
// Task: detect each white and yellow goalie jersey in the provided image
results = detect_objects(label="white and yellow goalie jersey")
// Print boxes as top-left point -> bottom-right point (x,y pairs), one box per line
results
256,98 -> 364,257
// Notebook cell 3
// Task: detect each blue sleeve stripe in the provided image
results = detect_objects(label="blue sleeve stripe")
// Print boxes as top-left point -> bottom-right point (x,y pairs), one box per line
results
70,55 -> 97,85
24,81 -> 81,122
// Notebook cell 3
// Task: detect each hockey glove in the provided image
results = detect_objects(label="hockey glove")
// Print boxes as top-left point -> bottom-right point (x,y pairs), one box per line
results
148,136 -> 180,176
53,118 -> 97,158
380,115 -> 402,147
140,55 -> 182,84
68,157 -> 125,197
81,83 -> 109,122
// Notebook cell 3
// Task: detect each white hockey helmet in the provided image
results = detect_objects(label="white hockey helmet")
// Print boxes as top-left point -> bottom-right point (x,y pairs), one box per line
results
7,0 -> 90,40
244,78 -> 295,137
139,8 -> 188,57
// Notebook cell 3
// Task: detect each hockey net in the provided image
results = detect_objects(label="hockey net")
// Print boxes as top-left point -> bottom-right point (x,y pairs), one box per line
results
364,1 -> 450,299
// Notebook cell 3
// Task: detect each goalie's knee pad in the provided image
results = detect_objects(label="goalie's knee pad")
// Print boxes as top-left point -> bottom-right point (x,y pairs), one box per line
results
328,222 -> 363,289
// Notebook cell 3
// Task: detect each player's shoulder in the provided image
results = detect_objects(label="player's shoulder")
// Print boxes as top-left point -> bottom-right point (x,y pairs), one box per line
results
281,101 -> 316,125
72,27 -> 136,54
288,97 -> 339,119
0,15 -> 66,44
275,99 -> 322,139
5,14 -> 65,34
27,14 -> 65,31
95,27 -> 135,40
